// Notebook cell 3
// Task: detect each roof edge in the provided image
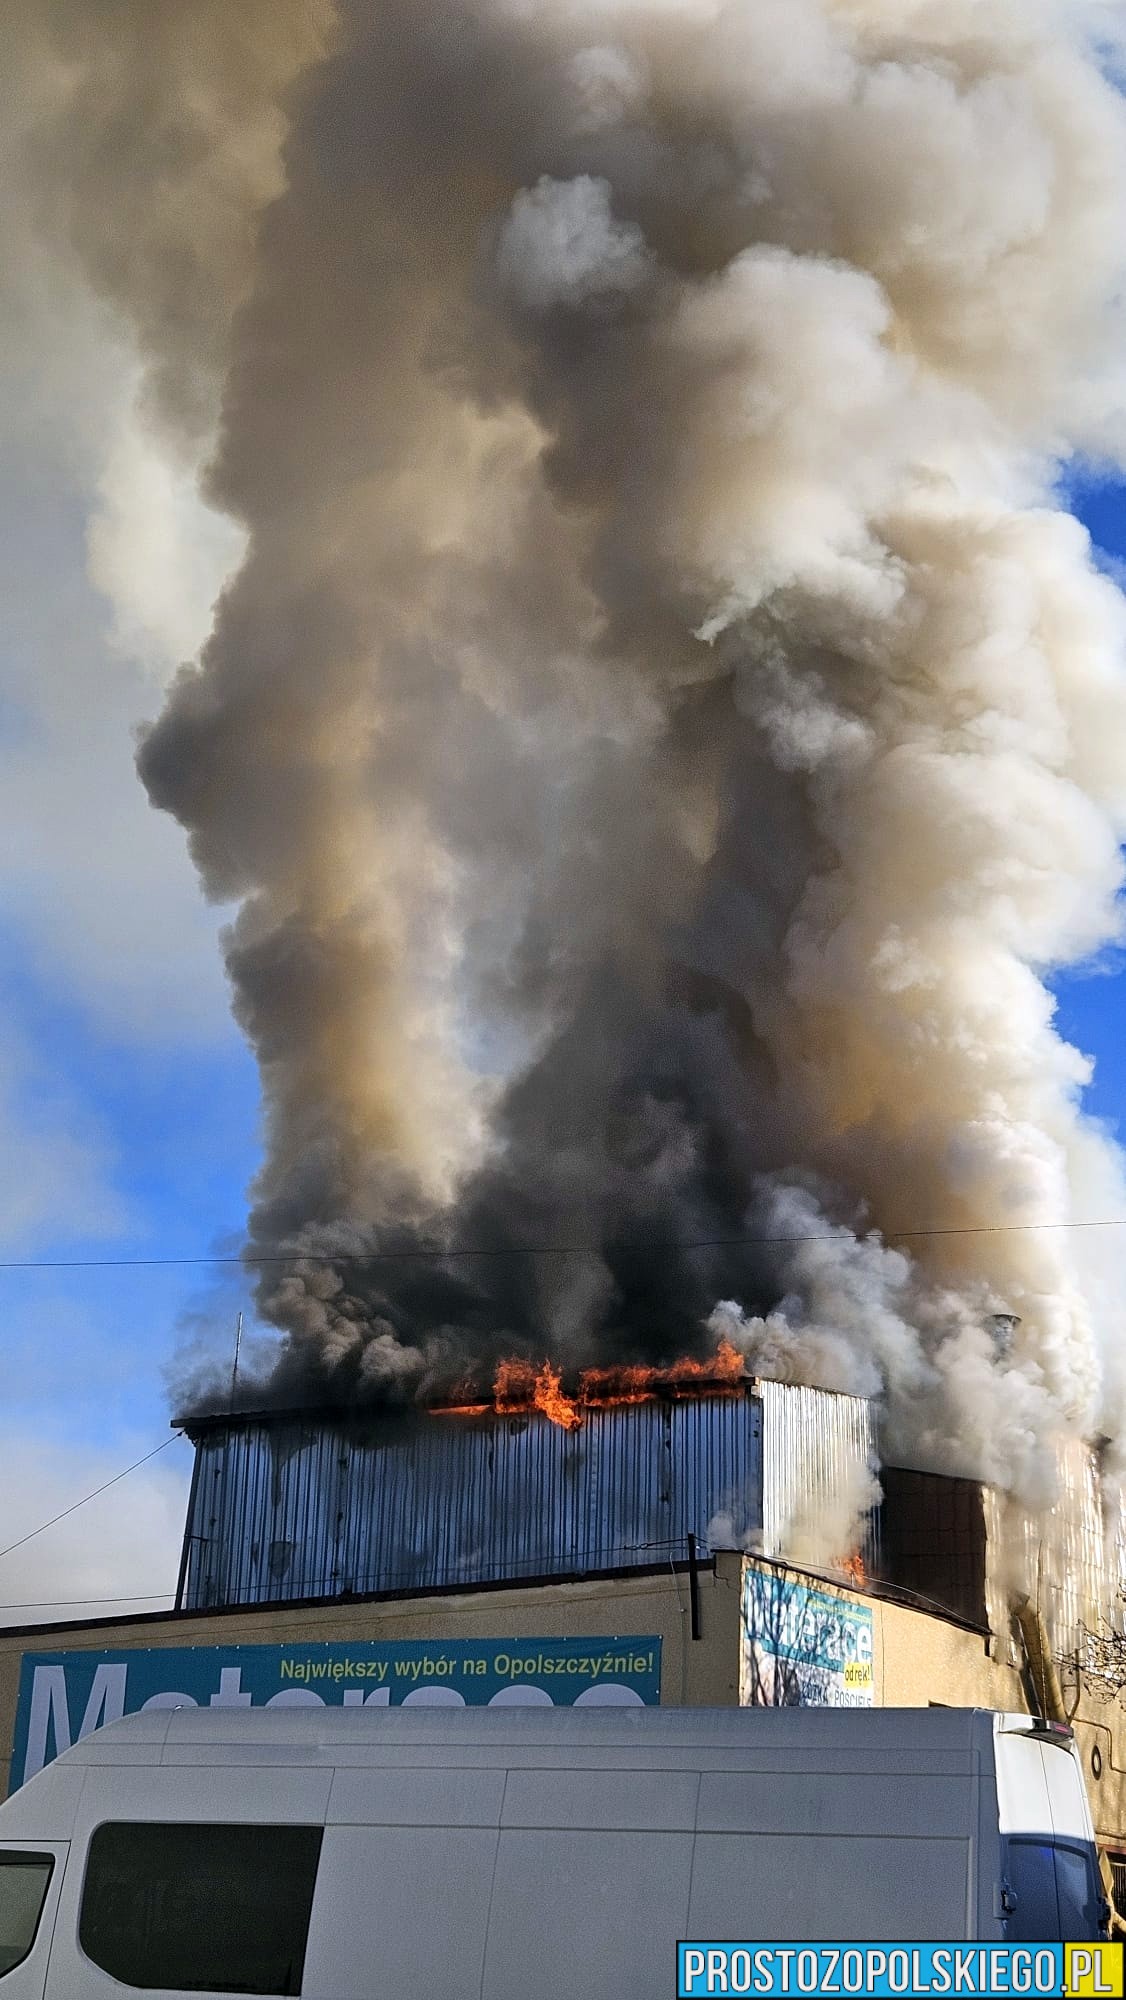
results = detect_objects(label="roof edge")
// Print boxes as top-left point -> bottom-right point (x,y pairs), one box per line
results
0,1555 -> 711,1644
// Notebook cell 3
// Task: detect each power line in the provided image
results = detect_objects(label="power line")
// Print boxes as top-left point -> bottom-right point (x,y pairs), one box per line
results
4,1214 -> 1126,1273
0,1592 -> 176,1614
0,1535 -> 698,1617
0,1435 -> 186,1564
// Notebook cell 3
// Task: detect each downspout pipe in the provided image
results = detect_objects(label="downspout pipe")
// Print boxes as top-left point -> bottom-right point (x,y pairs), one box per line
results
1012,1595 -> 1067,1724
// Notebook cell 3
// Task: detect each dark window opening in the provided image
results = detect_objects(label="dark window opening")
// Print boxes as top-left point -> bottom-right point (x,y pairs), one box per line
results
0,1851 -> 54,1979
79,1821 -> 323,1994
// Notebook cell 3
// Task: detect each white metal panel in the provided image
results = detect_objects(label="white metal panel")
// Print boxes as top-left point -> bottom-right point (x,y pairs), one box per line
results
986,1442 -> 1111,1665
0,1766 -> 85,1842
65,1711 -> 174,1753
303,1826 -> 499,2000
4,1698 -> 997,1771
1039,1741 -> 1096,1845
992,1719 -> 1094,1842
68,1764 -> 332,1827
499,1768 -> 699,1831
158,1741 -> 341,1768
482,1828 -> 694,2000
759,1379 -> 878,1565
327,1765 -> 505,1826
688,1832 -> 975,1942
50,1738 -> 169,1771
994,1732 -> 1051,1835
697,1769 -> 972,1837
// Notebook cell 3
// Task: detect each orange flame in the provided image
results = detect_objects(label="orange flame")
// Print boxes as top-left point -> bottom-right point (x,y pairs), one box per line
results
577,1337 -> 746,1405
495,1357 -> 583,1430
839,1550 -> 866,1588
436,1337 -> 748,1428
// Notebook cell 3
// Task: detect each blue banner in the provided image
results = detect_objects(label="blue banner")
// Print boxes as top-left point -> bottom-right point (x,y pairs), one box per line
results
10,1636 -> 662,1791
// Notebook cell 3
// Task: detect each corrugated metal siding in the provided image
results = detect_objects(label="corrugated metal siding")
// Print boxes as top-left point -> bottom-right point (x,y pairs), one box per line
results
758,1379 -> 880,1570
986,1438 -> 1114,1665
181,1391 -> 769,1610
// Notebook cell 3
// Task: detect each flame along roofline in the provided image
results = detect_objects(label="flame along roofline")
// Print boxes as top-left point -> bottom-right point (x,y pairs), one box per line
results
171,1378 -> 754,1435
171,1371 -> 876,1436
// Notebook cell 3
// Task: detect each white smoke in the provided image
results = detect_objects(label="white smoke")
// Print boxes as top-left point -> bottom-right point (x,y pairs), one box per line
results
708,1184 -> 1073,1503
495,174 -> 653,312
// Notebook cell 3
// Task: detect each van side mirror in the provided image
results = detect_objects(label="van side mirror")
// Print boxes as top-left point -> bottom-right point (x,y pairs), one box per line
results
1001,1886 -> 1017,1917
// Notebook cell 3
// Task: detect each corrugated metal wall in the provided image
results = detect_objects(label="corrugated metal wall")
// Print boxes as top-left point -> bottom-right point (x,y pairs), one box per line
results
985,1437 -> 1115,1666
180,1391 -> 772,1610
759,1379 -> 880,1570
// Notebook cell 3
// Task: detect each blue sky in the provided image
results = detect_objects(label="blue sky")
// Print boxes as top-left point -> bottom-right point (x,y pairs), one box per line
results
0,315 -> 260,1620
1050,473 -> 1126,1141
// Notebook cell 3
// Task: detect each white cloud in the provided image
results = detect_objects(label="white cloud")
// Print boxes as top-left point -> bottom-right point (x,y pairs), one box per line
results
0,1425 -> 191,1628
0,1013 -> 125,1249
0,418 -> 238,1041
0,33 -> 246,1586
0,151 -> 242,1043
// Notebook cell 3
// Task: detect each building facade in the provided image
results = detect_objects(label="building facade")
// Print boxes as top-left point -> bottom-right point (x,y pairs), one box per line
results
4,1550 -> 1126,1869
5,1380 -> 1126,1912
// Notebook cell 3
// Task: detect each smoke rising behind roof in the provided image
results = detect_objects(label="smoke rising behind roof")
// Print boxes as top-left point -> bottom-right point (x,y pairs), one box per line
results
16,0 -> 1126,1500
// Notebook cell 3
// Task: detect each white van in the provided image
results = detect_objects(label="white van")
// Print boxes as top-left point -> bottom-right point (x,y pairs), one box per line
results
0,1705 -> 1107,1997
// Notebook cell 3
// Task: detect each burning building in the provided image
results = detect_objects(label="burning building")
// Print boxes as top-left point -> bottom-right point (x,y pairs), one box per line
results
6,1377 -> 1126,1888
7,0 -> 1120,1514
169,1368 -> 1126,1713
172,1374 -> 878,1611
8,0 -> 1126,1895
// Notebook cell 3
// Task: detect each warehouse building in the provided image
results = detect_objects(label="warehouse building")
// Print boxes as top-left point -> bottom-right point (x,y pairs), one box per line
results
3,1371 -> 1126,1903
172,1377 -> 878,1610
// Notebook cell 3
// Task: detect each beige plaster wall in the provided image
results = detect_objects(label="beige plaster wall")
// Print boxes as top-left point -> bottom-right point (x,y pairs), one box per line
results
5,1550 -> 1126,1850
0,1560 -> 743,1798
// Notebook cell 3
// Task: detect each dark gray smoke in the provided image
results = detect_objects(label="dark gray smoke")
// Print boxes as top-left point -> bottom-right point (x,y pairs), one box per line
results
18,0 -> 1126,1498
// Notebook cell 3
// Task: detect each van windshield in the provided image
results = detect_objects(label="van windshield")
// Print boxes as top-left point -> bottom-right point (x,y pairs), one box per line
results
1004,1839 -> 1103,1941
0,1853 -> 54,1978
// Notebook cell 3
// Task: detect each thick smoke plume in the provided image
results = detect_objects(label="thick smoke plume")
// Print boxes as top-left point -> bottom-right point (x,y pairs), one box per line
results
19,0 -> 1126,1500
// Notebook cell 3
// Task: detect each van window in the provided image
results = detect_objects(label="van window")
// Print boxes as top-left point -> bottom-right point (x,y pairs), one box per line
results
1004,1838 -> 1103,1942
1053,1843 -> 1103,1939
0,1853 -> 54,1978
79,1823 -> 322,1994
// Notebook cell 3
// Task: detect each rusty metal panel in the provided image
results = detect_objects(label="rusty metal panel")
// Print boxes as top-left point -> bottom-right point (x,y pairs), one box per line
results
180,1392 -> 767,1610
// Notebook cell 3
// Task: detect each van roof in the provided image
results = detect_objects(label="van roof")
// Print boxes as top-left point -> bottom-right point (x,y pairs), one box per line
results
55,1703 -> 1009,1767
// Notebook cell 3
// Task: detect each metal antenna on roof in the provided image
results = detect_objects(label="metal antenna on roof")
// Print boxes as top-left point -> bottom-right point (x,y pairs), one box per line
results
230,1310 -> 244,1409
